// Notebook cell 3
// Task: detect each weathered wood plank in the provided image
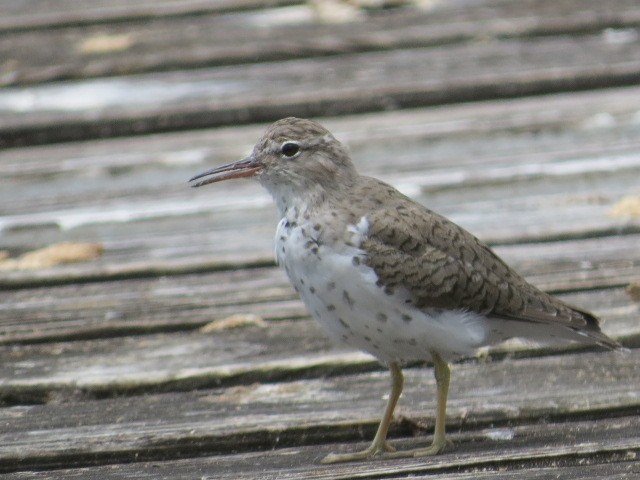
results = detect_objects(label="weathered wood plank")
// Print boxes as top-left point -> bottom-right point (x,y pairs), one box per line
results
1,1 -> 638,478
1,205 -> 639,323
0,235 -> 638,342
0,0 -> 298,32
3,220 -> 638,293
2,30 -> 640,147
4,171 -> 638,289
0,286 -> 635,402
4,450 -> 638,480
1,88 -> 639,285
0,350 -> 637,473
5,84 -> 640,187
2,0 -> 639,86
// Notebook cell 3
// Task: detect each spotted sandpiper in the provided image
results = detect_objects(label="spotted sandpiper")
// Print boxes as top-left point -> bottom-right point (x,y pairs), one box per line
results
190,117 -> 621,463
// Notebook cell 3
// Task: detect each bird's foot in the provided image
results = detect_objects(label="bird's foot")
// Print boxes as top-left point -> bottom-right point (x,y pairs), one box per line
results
321,440 -> 395,464
385,436 -> 450,459
321,437 -> 450,463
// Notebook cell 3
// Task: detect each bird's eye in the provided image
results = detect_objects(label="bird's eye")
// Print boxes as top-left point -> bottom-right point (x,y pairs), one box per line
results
281,142 -> 300,158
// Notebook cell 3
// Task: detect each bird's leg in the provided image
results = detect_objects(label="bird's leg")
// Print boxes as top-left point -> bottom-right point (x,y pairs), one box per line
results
387,352 -> 450,458
321,362 -> 403,464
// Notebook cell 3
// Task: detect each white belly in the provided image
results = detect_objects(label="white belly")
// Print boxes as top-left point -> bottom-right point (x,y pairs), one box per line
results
275,216 -> 490,363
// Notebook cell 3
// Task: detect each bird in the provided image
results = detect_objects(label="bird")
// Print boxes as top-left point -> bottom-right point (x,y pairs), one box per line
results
189,117 -> 622,463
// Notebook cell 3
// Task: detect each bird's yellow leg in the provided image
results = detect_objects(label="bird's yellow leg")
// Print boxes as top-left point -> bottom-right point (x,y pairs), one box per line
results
386,352 -> 450,458
322,362 -> 403,464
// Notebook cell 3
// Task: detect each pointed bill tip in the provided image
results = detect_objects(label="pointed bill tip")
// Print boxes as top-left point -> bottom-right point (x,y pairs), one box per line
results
188,156 -> 262,187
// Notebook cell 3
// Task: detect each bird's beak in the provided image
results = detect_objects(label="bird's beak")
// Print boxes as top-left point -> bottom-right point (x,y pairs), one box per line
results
189,155 -> 263,187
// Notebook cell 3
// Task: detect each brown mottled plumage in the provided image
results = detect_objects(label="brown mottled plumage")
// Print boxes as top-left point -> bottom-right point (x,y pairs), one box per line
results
352,177 -> 614,344
190,117 -> 621,463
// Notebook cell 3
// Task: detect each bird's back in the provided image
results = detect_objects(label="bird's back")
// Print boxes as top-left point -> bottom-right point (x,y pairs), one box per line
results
342,175 -> 620,350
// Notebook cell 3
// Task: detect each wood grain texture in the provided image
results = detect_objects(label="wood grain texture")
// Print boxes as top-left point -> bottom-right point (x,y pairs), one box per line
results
3,454 -> 638,480
0,0 -> 298,32
2,0 -> 639,85
0,286 -> 635,406
0,255 -> 637,344
1,87 -> 639,287
0,350 -> 638,473
1,0 -> 639,476
2,30 -> 640,146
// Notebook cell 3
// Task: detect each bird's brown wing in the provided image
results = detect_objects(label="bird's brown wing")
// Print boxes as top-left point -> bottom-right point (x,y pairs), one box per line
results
354,178 -> 619,348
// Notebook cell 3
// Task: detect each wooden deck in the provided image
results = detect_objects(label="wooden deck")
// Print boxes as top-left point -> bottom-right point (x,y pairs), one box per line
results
1,0 -> 639,477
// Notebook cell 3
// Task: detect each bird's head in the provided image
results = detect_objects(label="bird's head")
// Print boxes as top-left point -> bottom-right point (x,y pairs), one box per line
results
189,117 -> 357,211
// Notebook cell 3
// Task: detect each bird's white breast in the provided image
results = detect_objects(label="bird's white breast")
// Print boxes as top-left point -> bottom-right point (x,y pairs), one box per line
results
275,213 -> 490,363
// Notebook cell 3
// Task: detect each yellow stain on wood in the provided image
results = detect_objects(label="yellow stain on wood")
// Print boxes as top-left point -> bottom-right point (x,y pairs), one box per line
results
78,34 -> 134,54
0,242 -> 103,270
626,283 -> 640,302
609,195 -> 640,218
200,314 -> 267,332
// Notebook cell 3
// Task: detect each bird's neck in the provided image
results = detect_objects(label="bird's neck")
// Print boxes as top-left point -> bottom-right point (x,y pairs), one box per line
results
271,184 -> 332,220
